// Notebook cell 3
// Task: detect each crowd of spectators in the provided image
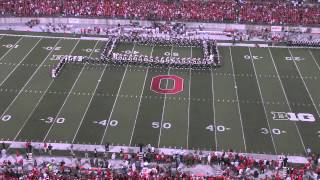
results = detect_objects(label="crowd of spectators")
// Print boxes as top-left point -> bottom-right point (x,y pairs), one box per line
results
1,142 -> 320,179
241,1 -> 320,25
0,0 -> 105,17
1,0 -> 320,26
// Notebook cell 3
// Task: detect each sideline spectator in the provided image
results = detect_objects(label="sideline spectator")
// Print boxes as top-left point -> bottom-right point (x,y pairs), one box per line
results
0,147 -> 318,179
48,144 -> 53,155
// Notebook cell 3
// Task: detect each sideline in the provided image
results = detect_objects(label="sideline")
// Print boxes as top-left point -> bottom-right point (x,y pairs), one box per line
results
1,33 -> 319,49
2,140 -> 309,164
0,33 -> 108,41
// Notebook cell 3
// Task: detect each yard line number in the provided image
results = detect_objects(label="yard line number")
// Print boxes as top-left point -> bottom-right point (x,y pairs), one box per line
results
260,128 -> 286,135
243,55 -> 263,60
2,44 -> 19,49
40,117 -> 65,124
285,56 -> 304,61
152,122 -> 171,129
1,114 -> 12,122
43,46 -> 61,51
164,52 -> 179,57
82,48 -> 100,53
93,120 -> 118,127
206,125 -> 230,132
123,50 -> 139,55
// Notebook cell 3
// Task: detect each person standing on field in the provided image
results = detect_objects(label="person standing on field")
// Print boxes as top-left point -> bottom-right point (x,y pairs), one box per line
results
48,144 -> 53,155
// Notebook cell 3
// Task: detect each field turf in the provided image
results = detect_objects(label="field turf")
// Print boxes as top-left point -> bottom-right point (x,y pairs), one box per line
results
0,34 -> 320,156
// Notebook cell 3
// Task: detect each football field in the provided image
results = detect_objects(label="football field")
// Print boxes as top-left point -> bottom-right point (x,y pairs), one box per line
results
0,34 -> 320,156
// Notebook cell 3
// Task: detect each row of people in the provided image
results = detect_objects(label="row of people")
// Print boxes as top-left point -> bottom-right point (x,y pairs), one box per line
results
51,56 -> 83,78
202,40 -> 212,58
103,38 -> 117,58
287,40 -> 320,47
111,53 -> 220,68
202,40 -> 220,67
119,36 -> 202,47
51,58 -> 67,78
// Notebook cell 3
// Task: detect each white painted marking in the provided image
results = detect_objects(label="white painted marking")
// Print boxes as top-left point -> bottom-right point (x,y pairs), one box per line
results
0,38 -> 42,88
44,41 -> 100,142
210,68 -> 218,150
100,42 -> 136,145
157,45 -> 173,148
12,39 -> 81,143
268,47 -> 306,153
187,68 -> 191,149
289,47 -> 320,134
0,39 -> 62,121
0,34 -> 80,40
129,45 -> 153,146
72,66 -> 108,143
0,37 -> 23,62
249,47 -> 277,154
229,47 -> 247,152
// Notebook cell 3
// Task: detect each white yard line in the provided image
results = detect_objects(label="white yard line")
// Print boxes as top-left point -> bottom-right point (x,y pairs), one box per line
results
228,47 -> 247,152
12,39 -> 81,142
0,34 -> 109,41
99,65 -> 128,145
99,43 -> 135,145
157,46 -> 173,148
43,63 -> 87,141
308,50 -> 320,75
248,47 -> 277,154
187,68 -> 191,149
43,41 -> 100,142
0,39 -> 62,120
269,45 -> 320,50
210,69 -> 218,151
288,48 -> 320,120
157,68 -> 171,148
129,45 -> 154,146
72,67 -> 108,143
0,38 -> 42,87
267,47 -> 306,154
186,47 -> 193,149
129,68 -> 149,146
0,34 -> 79,40
0,37 -> 23,62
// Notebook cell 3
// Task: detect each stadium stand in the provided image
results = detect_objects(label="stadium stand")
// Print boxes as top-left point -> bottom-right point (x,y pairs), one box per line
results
1,0 -> 320,25
0,143 -> 319,179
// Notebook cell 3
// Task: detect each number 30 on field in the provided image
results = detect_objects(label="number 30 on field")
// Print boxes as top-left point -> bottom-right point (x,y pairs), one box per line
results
260,128 -> 284,135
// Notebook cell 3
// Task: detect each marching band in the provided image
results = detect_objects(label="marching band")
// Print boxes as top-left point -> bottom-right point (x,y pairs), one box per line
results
103,36 -> 221,69
51,36 -> 222,78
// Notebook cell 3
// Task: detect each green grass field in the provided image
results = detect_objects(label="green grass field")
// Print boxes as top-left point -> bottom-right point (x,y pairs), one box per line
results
0,34 -> 320,156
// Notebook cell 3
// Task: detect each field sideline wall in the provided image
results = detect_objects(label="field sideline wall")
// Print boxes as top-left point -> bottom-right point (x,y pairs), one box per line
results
0,17 -> 320,34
